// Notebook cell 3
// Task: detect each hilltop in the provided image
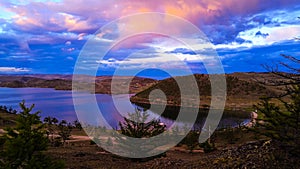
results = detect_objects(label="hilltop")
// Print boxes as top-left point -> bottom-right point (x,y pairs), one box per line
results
0,75 -> 157,94
130,73 -> 280,110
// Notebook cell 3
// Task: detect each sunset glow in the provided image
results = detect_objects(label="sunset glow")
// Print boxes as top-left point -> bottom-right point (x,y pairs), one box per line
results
0,0 -> 299,78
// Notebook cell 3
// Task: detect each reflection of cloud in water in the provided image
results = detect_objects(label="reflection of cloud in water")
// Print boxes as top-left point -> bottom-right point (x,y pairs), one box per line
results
0,88 -> 249,129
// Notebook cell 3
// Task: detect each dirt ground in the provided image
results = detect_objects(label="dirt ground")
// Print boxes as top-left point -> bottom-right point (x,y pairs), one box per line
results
47,138 -> 289,169
48,140 -> 216,169
47,129 -> 300,169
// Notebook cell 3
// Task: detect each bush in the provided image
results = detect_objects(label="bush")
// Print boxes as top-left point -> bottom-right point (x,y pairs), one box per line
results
180,131 -> 200,153
200,140 -> 216,153
58,120 -> 72,146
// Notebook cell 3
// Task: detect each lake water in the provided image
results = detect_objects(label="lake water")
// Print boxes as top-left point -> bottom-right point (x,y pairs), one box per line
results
0,87 -> 250,129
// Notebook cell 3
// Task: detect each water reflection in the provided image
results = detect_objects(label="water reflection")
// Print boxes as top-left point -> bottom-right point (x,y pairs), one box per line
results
0,87 -> 249,129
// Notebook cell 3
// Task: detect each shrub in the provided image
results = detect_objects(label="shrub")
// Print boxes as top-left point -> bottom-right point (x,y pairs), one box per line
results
200,140 -> 216,153
180,131 -> 200,153
58,120 -> 72,146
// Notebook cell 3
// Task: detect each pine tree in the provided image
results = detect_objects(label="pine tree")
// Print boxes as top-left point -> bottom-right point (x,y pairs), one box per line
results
115,108 -> 166,158
0,101 -> 64,169
119,108 -> 166,138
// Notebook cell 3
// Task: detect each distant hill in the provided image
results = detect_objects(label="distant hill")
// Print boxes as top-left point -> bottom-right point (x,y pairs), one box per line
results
130,73 -> 279,110
0,75 -> 72,90
0,75 -> 157,94
94,76 -> 157,94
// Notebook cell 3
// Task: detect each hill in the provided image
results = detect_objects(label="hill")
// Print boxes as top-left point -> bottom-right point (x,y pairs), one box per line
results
130,73 -> 278,110
0,75 -> 157,94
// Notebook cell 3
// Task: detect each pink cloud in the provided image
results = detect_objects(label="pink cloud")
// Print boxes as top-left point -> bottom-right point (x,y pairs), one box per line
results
111,34 -> 166,50
1,0 -> 299,48
3,0 -> 298,34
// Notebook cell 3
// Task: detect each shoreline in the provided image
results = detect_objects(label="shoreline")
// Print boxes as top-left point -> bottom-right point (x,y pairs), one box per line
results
131,100 -> 251,119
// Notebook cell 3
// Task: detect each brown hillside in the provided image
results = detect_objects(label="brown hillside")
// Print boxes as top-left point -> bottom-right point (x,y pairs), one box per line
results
130,73 -> 276,110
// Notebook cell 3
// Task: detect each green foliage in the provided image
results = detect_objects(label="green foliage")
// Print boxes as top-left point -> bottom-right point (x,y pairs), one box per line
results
58,120 -> 72,145
116,108 -> 166,158
44,116 -> 59,144
0,101 -> 64,169
255,85 -> 300,154
251,51 -> 300,166
119,108 -> 166,138
0,106 -> 17,115
73,120 -> 82,130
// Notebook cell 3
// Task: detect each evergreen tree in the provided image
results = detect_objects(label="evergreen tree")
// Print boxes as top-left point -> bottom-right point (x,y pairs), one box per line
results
119,108 -> 166,138
0,101 -> 64,169
255,54 -> 300,158
115,108 -> 166,158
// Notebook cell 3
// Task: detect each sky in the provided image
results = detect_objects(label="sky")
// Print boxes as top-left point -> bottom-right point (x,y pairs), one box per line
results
0,0 -> 300,79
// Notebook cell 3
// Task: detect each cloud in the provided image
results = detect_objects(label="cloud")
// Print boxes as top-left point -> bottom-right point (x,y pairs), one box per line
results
0,67 -> 30,73
1,0 -> 299,47
95,42 -> 217,73
237,25 -> 300,47
66,56 -> 74,60
65,41 -> 71,45
255,31 -> 269,38
217,40 -> 300,73
0,0 -> 300,75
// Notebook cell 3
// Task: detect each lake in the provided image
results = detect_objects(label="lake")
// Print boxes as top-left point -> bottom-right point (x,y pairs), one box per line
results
0,87 -> 250,129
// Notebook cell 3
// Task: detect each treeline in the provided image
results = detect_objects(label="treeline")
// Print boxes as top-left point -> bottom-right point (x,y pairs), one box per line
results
43,116 -> 82,147
0,105 -> 17,114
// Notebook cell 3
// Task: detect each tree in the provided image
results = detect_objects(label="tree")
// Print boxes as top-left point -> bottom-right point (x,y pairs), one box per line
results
119,108 -> 166,138
73,120 -> 82,130
44,116 -> 59,144
44,116 -> 58,125
58,120 -> 72,145
115,108 -> 166,158
8,107 -> 13,114
254,54 -> 300,158
51,117 -> 59,125
0,101 -> 64,169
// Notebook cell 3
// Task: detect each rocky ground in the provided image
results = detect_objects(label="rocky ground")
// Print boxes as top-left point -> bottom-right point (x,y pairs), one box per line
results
48,139 -> 299,169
